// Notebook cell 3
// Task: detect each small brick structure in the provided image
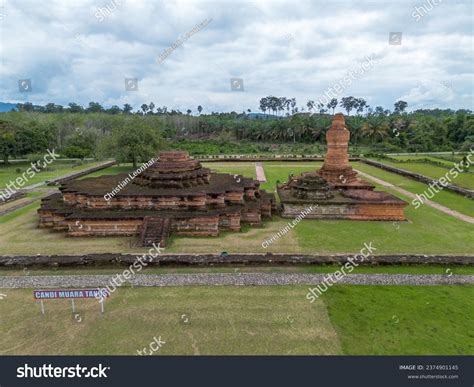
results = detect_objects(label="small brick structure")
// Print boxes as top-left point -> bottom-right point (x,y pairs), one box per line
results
38,151 -> 275,246
278,113 -> 408,220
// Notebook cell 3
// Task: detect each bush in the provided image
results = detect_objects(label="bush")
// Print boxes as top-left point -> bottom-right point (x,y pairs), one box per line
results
61,145 -> 89,159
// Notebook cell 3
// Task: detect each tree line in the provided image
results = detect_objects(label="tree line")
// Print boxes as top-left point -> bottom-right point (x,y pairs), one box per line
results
1,97 -> 472,165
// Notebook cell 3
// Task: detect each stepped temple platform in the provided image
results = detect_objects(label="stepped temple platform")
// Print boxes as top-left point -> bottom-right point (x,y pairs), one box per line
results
278,113 -> 407,220
38,151 -> 275,247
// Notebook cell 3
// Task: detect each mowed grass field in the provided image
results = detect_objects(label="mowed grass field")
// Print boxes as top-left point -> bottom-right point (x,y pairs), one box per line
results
0,161 -> 473,255
390,155 -> 465,164
0,286 -> 341,355
354,162 -> 474,217
0,285 -> 472,355
373,157 -> 474,190
0,160 -> 100,188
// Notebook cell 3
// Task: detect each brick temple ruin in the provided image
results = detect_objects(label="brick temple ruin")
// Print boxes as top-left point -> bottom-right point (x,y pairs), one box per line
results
278,113 -> 407,220
38,151 -> 275,246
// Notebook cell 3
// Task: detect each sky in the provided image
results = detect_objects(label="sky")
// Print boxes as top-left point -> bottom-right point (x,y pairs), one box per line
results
0,0 -> 472,113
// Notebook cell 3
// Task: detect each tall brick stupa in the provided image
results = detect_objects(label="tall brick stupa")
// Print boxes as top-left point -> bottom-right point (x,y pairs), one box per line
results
318,113 -> 358,184
277,113 -> 407,220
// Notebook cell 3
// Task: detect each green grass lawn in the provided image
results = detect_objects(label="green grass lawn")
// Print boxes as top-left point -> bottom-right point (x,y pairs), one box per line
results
80,164 -> 134,179
0,160 -> 100,189
389,155 -> 464,165
0,286 -> 340,355
0,285 -> 472,355
373,158 -> 474,190
323,285 -> 474,355
354,162 -> 474,217
261,161 -> 322,192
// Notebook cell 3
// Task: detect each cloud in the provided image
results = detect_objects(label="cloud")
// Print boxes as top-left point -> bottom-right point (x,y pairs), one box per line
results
0,0 -> 472,113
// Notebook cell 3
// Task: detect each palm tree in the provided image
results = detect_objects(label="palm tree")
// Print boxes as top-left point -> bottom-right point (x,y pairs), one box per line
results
327,98 -> 338,115
259,97 -> 268,115
290,98 -> 297,114
362,118 -> 389,142
148,102 -> 155,114
341,96 -> 356,116
355,98 -> 366,116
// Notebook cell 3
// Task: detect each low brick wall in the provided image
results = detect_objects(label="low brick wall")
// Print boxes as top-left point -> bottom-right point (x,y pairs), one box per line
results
198,156 -> 361,162
46,160 -> 116,186
0,191 -> 25,204
361,159 -> 474,199
0,253 -> 472,267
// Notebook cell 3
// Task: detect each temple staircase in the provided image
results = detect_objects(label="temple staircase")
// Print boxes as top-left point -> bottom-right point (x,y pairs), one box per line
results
140,216 -> 171,247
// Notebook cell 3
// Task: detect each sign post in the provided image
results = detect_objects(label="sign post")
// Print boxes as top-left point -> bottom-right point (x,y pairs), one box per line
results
33,289 -> 110,315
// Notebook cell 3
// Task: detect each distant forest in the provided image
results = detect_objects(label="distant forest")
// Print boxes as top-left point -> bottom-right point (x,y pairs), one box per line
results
0,96 -> 472,165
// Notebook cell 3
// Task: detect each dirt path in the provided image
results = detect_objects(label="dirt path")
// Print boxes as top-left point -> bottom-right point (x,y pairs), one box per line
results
255,162 -> 267,182
355,169 -> 474,224
0,191 -> 56,217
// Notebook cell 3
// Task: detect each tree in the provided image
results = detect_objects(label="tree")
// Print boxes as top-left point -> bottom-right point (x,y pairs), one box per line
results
110,120 -> 163,168
290,98 -> 297,114
362,118 -> 389,142
354,98 -> 367,116
341,96 -> 356,116
327,98 -> 338,115
0,129 -> 16,164
17,102 -> 34,112
259,97 -> 268,115
316,102 -> 326,114
186,109 -> 192,115
86,102 -> 104,113
148,102 -> 155,114
62,129 -> 98,158
374,106 -> 385,116
306,100 -> 315,113
123,104 -> 133,114
107,105 -> 122,115
394,100 -> 408,114
45,103 -> 63,113
197,105 -> 203,115
68,103 -> 83,113
141,104 -> 149,115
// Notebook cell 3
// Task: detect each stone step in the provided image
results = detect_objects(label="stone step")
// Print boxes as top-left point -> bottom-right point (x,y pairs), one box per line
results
140,217 -> 171,247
